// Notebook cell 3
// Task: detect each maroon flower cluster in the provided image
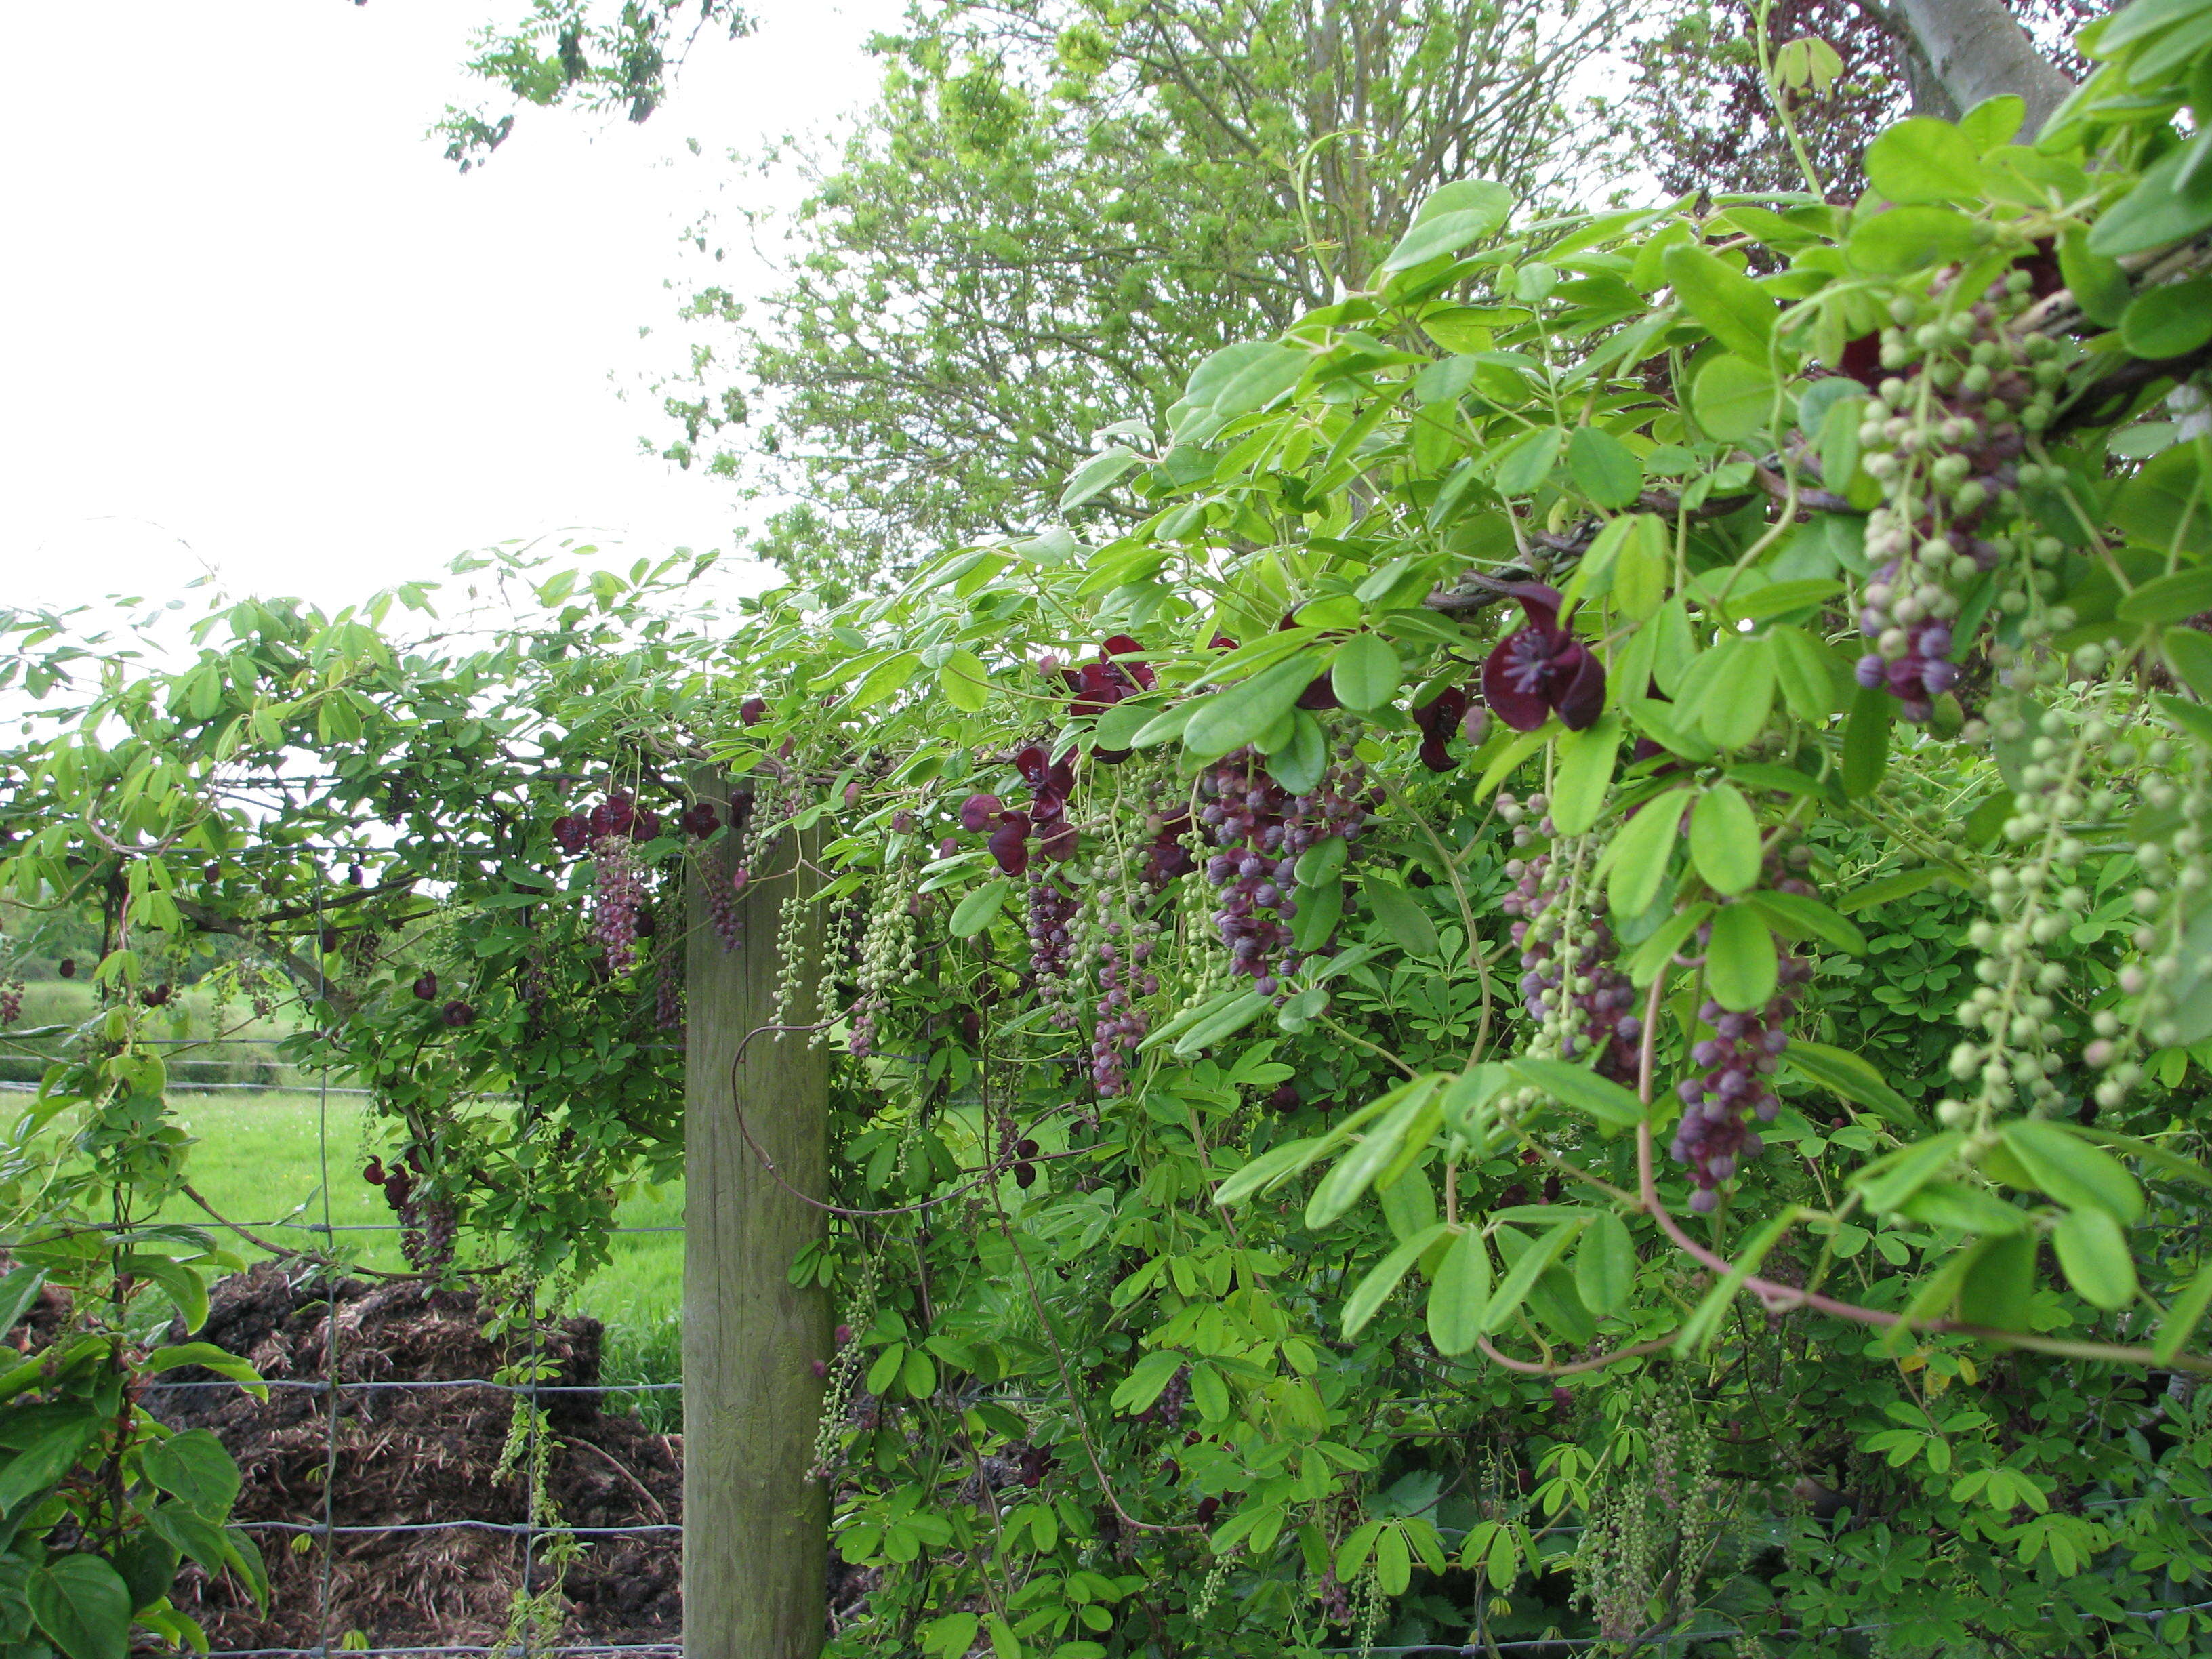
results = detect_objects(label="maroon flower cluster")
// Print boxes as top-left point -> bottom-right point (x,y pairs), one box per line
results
1065,633 -> 1158,760
552,790 -> 663,856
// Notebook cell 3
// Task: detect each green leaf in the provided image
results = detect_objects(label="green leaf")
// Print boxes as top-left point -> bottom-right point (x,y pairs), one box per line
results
1094,698 -> 1160,749
2121,277 -> 2212,359
2118,565 -> 2212,623
2060,227 -> 2132,327
1835,865 -> 1950,913
1662,244 -> 1777,362
924,1614 -> 981,1659
1865,117 -> 1982,203
1170,990 -> 1271,1057
937,649 -> 991,711
1550,714 -> 1620,836
1784,1040 -> 1917,1130
1507,1058 -> 1645,1128
1689,783 -> 1761,895
1362,880 -> 1440,960
1269,710 -> 1328,794
112,1530 -> 178,1616
1383,204 -> 1504,270
949,880 -> 1015,938
2090,129 -> 2212,258
145,1502 -> 231,1576
1111,1351 -> 1188,1416
1183,655 -> 1323,760
1744,889 -> 1867,954
2112,445 -> 2212,555
2003,1120 -> 2145,1223
2156,1258 -> 2212,1362
1305,1078 -> 1447,1228
1700,636 -> 1778,750
2053,1206 -> 2137,1311
1574,1212 -> 1636,1316
1959,1230 -> 2039,1331
1603,787 -> 1690,919
1415,179 -> 1516,233
2166,626 -> 2212,699
1704,903 -> 1777,1012
1343,1225 -> 1452,1337
1206,346 -> 1311,417
1691,354 -> 1779,443
1124,701 -> 1194,750
1896,1178 -> 2028,1235
1848,203 -> 1980,274
1626,901 -> 1713,986
1374,1522 -> 1412,1595
138,1429 -> 241,1519
1841,682 -> 1892,798
1426,1230 -> 1493,1356
1492,425 -> 1566,495
0,1269 -> 47,1341
1483,1221 -> 1580,1334
1566,426 -> 1644,508
1330,634 -> 1401,711
26,1556 -> 130,1659
0,1415 -> 102,1515
1612,514 -> 1670,619
1769,623 -> 1841,722
1851,1131 -> 1967,1214
1212,1137 -> 1328,1207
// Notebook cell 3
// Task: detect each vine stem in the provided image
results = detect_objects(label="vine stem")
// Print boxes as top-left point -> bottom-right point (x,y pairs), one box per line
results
1618,973 -> 2212,1377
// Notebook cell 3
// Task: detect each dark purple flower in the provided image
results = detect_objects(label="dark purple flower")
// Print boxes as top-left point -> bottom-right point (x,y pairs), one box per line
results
989,813 -> 1033,874
960,792 -> 1003,833
1414,687 -> 1470,772
1479,583 -> 1605,731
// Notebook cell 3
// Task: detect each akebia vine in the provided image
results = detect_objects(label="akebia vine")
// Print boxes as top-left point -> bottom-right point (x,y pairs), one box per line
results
14,1 -> 2212,1652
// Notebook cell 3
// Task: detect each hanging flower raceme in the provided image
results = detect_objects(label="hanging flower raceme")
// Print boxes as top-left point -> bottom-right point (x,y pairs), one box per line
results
1478,582 -> 1606,732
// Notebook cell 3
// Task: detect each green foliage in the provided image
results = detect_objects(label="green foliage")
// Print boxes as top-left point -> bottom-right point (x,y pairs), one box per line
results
21,1 -> 2212,1651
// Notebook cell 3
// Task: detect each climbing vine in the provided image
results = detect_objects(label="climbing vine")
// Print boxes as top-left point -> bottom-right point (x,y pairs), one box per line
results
15,1 -> 2212,1651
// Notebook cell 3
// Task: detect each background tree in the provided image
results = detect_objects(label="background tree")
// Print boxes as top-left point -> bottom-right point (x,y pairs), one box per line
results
436,0 -> 754,170
648,0 -> 1632,595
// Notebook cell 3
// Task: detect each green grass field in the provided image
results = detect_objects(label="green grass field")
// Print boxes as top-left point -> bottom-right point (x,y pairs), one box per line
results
161,1091 -> 686,1427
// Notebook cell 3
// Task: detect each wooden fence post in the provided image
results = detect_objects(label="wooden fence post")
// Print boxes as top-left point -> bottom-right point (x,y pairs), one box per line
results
684,792 -> 830,1656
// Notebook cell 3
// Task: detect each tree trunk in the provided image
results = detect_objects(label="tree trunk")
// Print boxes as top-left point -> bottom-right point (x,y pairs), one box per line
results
683,794 -> 830,1657
1894,0 -> 2074,134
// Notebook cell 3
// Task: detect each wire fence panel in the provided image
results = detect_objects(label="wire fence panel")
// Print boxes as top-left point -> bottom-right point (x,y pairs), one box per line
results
85,1011 -> 693,1658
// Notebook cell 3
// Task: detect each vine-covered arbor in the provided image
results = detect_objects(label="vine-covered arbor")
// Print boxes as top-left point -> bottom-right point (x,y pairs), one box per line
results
14,1 -> 2212,1650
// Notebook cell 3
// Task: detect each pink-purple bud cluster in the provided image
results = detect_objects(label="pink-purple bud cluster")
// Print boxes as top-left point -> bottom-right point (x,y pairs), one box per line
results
592,834 -> 648,974
1196,747 -> 1372,994
1669,857 -> 1821,1208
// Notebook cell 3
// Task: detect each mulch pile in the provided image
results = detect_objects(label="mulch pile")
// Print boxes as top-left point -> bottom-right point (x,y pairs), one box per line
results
152,1265 -> 682,1654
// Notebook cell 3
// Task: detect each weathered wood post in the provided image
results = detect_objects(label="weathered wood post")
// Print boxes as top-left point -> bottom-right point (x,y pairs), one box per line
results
684,788 -> 830,1656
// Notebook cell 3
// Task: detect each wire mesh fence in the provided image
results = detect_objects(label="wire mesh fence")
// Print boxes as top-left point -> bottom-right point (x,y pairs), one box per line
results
58,1017 -> 695,1659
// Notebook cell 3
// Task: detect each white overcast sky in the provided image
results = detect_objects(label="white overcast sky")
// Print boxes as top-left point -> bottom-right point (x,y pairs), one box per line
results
2,0 -> 904,615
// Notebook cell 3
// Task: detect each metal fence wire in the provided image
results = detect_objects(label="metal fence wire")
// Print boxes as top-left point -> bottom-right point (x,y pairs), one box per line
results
103,1022 -> 689,1659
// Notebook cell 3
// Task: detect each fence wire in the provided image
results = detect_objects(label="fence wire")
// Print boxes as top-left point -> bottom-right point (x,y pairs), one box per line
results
20,1009 -> 693,1659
